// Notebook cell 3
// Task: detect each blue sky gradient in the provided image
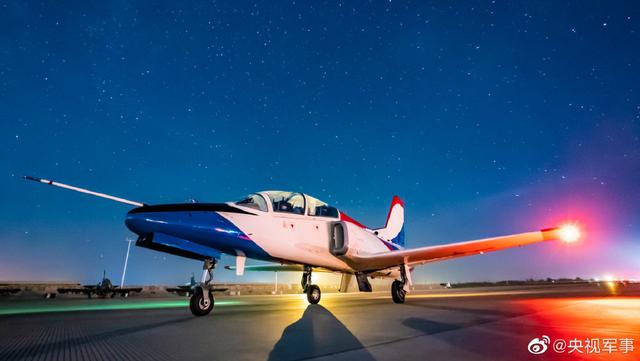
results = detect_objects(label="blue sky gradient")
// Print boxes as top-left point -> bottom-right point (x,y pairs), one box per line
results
1,1 -> 639,284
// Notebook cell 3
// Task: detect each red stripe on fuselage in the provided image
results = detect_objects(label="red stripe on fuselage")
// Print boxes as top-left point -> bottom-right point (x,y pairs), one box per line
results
339,212 -> 367,229
339,212 -> 398,251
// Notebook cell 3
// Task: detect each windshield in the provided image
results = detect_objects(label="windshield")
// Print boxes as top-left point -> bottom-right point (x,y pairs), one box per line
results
235,193 -> 268,212
265,191 -> 305,215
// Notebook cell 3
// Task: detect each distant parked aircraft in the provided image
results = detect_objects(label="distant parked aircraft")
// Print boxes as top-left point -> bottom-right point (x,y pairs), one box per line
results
166,274 -> 228,297
0,286 -> 21,296
57,271 -> 142,298
166,273 -> 199,296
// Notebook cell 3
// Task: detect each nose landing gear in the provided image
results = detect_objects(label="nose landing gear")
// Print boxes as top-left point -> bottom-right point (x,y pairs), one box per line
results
190,258 -> 216,316
301,266 -> 321,304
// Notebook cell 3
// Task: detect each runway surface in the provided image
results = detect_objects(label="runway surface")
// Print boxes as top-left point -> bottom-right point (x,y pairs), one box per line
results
1,283 -> 639,361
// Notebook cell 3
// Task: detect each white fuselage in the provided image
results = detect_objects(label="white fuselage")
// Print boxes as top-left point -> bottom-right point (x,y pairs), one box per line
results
225,193 -> 401,275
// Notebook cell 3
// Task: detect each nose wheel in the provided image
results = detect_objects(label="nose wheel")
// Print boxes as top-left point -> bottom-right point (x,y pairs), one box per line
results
190,286 -> 214,316
301,266 -> 321,304
190,258 -> 216,316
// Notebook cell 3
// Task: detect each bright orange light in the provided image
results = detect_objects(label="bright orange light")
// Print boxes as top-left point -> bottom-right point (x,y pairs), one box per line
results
559,223 -> 581,243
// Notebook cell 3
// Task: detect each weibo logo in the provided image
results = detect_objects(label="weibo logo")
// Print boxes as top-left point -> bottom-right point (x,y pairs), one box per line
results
528,335 -> 551,354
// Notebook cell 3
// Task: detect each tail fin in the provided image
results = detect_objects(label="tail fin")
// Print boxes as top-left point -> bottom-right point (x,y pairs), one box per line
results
375,196 -> 405,247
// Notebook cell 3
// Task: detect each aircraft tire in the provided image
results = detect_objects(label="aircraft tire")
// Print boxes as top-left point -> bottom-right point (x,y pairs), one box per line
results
190,287 -> 214,316
391,280 -> 406,304
306,284 -> 321,304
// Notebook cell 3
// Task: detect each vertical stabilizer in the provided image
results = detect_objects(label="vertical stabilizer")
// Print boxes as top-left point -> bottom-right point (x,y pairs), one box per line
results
375,196 -> 405,247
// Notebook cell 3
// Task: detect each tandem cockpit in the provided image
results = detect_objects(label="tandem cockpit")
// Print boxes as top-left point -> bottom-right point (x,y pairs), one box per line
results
235,191 -> 339,218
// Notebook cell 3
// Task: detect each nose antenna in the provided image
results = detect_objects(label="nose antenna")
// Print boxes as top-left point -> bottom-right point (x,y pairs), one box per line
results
24,176 -> 146,207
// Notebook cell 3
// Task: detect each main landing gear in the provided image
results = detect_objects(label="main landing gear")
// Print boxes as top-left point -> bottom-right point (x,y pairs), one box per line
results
302,266 -> 321,304
190,258 -> 216,316
391,264 -> 410,304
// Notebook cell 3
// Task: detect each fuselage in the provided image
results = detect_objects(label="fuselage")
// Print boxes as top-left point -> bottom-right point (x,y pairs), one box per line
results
124,191 -> 403,274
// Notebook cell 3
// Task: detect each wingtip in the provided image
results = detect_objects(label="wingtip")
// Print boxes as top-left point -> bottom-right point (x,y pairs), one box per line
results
540,227 -> 559,233
540,227 -> 560,241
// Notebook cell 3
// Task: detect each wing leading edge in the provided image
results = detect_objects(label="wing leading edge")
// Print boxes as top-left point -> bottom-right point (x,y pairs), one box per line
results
351,227 -> 564,271
224,264 -> 337,273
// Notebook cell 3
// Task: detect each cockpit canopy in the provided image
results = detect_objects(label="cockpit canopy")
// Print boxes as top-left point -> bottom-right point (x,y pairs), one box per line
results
235,191 -> 338,218
235,193 -> 268,212
265,191 -> 305,214
305,194 -> 339,218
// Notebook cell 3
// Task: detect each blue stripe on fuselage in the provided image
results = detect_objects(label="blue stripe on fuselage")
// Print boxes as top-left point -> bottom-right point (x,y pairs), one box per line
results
378,237 -> 402,251
125,210 -> 273,261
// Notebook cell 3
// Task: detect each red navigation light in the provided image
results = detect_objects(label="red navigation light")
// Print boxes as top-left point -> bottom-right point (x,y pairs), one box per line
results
558,223 -> 581,243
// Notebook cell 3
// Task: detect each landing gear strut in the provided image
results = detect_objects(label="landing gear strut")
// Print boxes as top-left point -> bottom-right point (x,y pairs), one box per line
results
391,264 -> 409,304
190,258 -> 216,316
301,266 -> 321,304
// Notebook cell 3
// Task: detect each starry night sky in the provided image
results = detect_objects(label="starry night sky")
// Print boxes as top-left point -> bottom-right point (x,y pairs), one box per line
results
1,1 -> 639,285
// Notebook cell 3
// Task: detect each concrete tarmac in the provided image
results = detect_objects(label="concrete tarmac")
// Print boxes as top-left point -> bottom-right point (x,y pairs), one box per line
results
1,283 -> 639,361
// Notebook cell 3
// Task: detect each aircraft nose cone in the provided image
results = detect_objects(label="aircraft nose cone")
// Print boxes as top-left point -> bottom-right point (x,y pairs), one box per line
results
125,210 -> 165,235
125,212 -> 145,235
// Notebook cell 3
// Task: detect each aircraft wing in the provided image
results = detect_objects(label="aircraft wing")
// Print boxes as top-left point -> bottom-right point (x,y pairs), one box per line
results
225,264 -> 335,273
0,287 -> 21,295
351,227 -> 567,271
166,287 -> 190,294
57,287 -> 95,295
115,287 -> 142,294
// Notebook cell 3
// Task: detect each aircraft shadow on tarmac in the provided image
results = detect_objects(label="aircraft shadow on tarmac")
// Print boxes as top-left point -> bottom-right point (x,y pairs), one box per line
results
268,305 -> 375,361
404,302 -> 524,319
402,301 -> 521,337
401,304 -> 529,358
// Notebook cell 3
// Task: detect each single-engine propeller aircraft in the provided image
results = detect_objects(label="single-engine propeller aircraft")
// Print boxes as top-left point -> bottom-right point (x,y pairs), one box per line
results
166,273 -> 228,297
25,176 -> 582,316
166,273 -> 199,297
57,270 -> 142,299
